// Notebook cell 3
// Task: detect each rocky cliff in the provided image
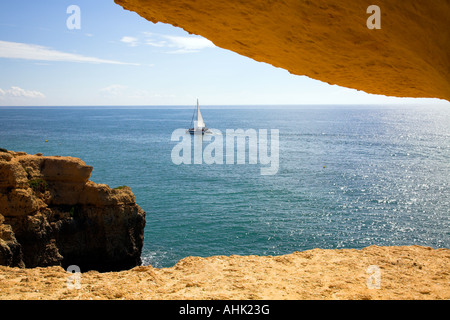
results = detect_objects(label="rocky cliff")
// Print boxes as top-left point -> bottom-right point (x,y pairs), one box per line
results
115,0 -> 450,101
0,150 -> 146,272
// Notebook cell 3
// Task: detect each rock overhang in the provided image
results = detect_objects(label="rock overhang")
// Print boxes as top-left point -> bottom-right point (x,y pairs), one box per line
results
114,0 -> 450,101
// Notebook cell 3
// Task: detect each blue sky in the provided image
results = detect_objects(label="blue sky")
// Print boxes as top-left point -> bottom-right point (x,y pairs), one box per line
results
0,0 -> 448,106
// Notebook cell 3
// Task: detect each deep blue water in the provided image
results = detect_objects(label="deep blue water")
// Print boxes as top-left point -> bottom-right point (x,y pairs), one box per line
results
1,105 -> 449,267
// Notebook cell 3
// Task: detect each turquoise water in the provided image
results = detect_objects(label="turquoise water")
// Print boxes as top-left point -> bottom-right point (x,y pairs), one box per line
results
1,105 -> 449,267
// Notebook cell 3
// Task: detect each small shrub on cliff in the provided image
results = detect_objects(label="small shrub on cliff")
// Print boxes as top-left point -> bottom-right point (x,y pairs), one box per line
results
113,185 -> 128,190
28,179 -> 48,193
69,206 -> 75,217
0,147 -> 8,153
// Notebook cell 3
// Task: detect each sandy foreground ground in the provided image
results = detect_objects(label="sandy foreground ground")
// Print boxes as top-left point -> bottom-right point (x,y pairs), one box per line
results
0,245 -> 448,300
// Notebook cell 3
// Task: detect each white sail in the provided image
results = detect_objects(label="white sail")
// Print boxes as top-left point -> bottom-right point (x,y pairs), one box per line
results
196,99 -> 206,129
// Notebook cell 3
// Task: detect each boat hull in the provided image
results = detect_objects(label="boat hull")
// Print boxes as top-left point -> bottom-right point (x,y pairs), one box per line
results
188,128 -> 211,135
187,128 -> 211,134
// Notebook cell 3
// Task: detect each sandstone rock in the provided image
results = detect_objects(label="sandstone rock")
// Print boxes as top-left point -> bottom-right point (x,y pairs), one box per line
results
16,154 -> 93,183
0,188 -> 46,216
79,182 -> 136,206
55,203 -> 146,272
0,214 -> 24,267
114,0 -> 450,101
40,156 -> 93,183
0,152 -> 13,162
0,151 -> 146,272
0,160 -> 28,189
6,211 -> 63,268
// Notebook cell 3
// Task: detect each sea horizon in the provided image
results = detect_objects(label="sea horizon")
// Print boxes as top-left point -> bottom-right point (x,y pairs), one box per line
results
1,102 -> 449,110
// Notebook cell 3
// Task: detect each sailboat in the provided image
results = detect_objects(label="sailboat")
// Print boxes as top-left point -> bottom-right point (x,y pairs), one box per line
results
187,99 -> 211,135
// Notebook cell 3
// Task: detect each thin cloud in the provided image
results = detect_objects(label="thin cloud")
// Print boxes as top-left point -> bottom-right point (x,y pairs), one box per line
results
162,35 -> 215,53
99,84 -> 173,101
0,40 -> 139,65
120,36 -> 139,47
122,32 -> 215,53
99,84 -> 128,97
145,39 -> 167,48
0,86 -> 45,100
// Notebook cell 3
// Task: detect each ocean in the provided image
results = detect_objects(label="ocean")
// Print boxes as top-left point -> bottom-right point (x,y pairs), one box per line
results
1,104 -> 449,267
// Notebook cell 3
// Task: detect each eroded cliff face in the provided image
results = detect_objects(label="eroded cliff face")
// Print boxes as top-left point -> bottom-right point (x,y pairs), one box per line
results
115,0 -> 450,101
0,150 -> 146,272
